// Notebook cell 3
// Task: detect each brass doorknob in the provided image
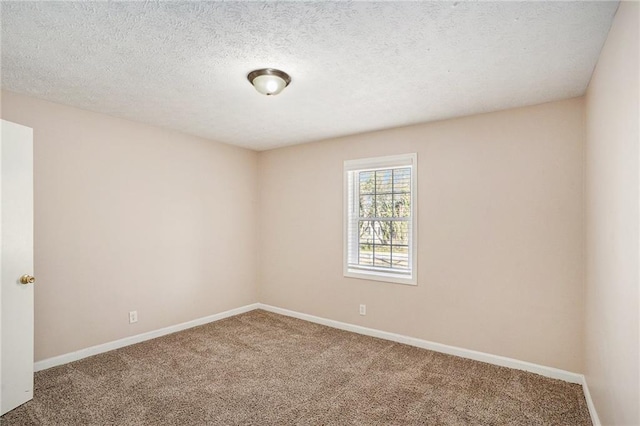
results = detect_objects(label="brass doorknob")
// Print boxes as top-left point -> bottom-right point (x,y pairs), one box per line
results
19,274 -> 35,285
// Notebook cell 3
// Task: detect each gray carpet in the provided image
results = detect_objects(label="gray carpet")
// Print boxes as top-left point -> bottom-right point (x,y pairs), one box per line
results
1,310 -> 591,425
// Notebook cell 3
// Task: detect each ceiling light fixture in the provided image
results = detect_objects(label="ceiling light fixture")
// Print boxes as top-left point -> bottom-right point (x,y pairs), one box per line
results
247,68 -> 291,96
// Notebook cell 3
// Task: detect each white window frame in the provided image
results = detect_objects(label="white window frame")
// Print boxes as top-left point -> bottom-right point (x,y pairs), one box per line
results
343,153 -> 417,286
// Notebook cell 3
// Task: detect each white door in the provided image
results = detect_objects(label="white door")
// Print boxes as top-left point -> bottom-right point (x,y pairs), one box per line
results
0,119 -> 34,415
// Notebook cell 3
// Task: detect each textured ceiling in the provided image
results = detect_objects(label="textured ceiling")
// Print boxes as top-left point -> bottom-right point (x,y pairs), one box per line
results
1,1 -> 618,151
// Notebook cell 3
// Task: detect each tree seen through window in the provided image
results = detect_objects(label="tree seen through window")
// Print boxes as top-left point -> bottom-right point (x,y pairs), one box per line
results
357,167 -> 411,270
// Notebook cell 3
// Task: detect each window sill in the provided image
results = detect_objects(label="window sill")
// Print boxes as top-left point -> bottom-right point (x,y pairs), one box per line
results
344,269 -> 416,286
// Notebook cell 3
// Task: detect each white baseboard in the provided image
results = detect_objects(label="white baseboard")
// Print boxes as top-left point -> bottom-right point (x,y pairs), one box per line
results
581,375 -> 601,426
258,303 -> 600,424
257,303 -> 584,384
34,301 -> 596,424
34,303 -> 260,372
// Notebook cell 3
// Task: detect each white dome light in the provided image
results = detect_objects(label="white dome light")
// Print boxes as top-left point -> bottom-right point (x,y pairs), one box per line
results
247,68 -> 291,96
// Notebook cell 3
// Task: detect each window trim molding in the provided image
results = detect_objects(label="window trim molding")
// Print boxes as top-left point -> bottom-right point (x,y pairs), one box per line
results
343,153 -> 418,286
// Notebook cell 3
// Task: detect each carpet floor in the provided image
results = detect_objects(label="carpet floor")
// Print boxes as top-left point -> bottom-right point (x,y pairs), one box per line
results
1,310 -> 591,425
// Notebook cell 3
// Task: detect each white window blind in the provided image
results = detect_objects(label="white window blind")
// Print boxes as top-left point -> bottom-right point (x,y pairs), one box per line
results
344,153 -> 417,285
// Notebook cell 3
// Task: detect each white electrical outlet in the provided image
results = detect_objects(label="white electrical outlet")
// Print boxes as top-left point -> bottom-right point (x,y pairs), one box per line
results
129,310 -> 138,324
359,304 -> 366,316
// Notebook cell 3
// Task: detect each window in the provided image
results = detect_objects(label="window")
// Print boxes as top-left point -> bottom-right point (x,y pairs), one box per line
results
344,153 -> 417,285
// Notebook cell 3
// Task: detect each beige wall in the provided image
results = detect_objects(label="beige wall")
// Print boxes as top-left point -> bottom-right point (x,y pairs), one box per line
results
258,98 -> 585,372
0,90 -> 259,361
584,2 -> 639,425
